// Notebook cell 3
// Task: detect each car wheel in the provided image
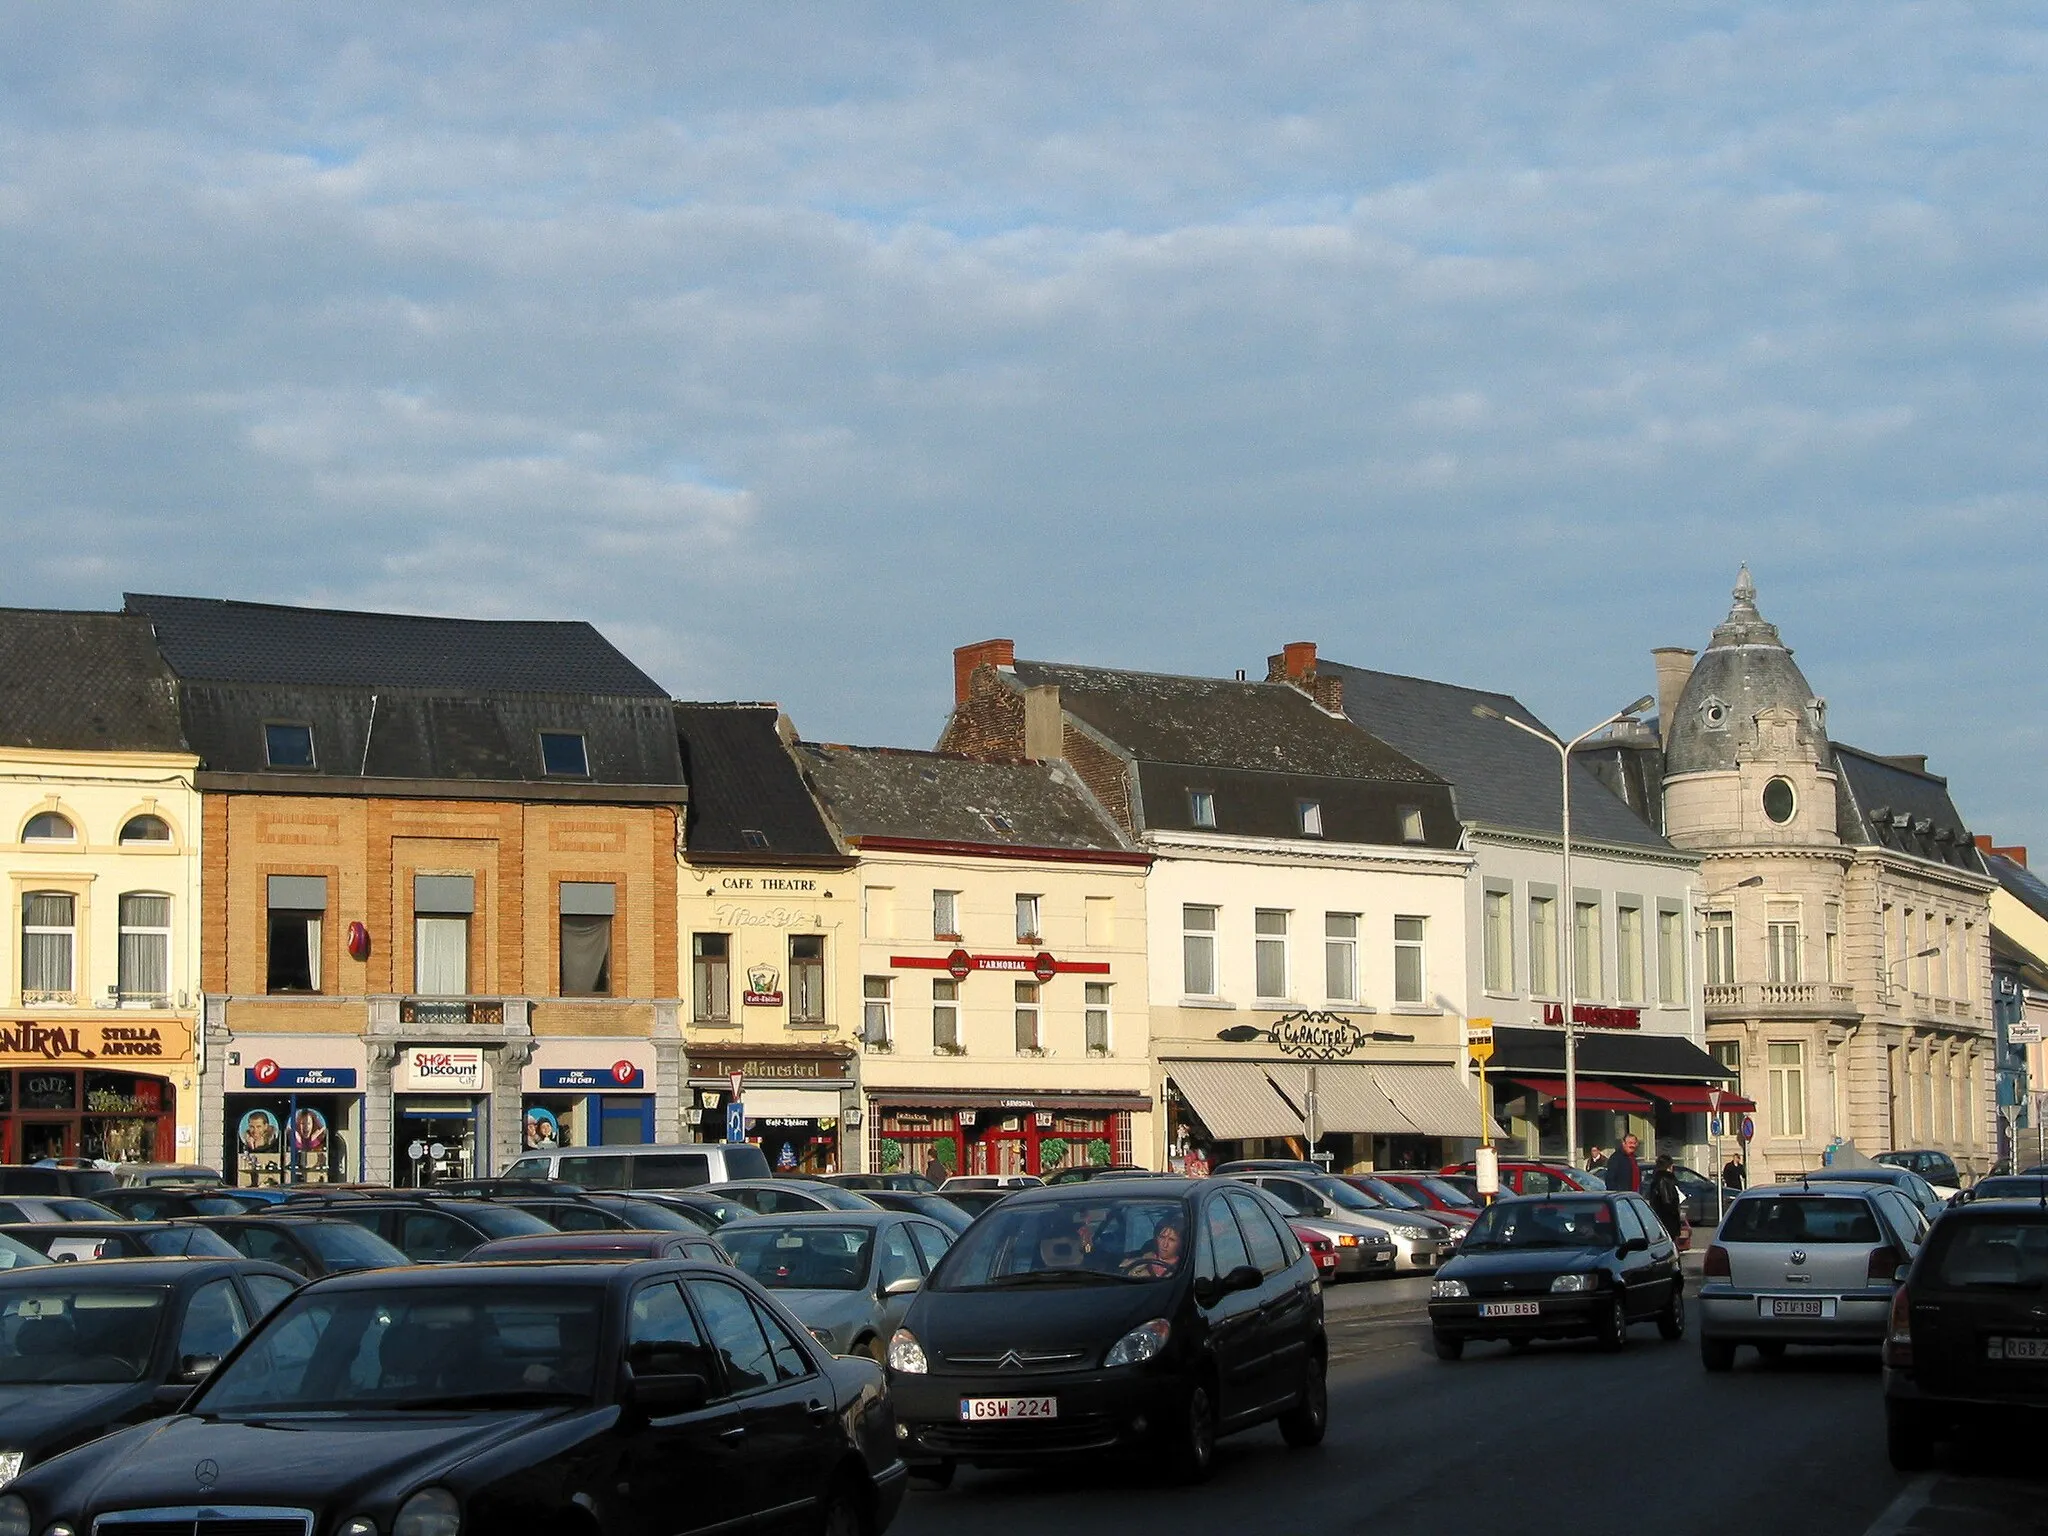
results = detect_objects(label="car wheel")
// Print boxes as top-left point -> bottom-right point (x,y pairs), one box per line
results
909,1459 -> 956,1489
1168,1382 -> 1217,1484
1278,1353 -> 1327,1448
1656,1288 -> 1685,1342
1700,1337 -> 1735,1372
1886,1406 -> 1935,1471
859,1335 -> 885,1364
818,1476 -> 869,1536
1594,1297 -> 1628,1352
1432,1331 -> 1464,1361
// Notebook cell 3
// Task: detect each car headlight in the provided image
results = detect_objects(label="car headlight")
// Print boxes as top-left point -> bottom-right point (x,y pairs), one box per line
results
0,1495 -> 27,1536
393,1487 -> 461,1536
1430,1277 -> 1469,1299
0,1452 -> 21,1488
1550,1273 -> 1599,1293
1394,1226 -> 1434,1240
338,1520 -> 379,1536
1103,1319 -> 1171,1368
887,1329 -> 928,1374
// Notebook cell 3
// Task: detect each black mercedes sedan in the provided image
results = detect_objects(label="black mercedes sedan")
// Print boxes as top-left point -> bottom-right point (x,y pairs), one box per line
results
0,1256 -> 302,1491
886,1178 -> 1327,1484
1426,1191 -> 1684,1358
0,1257 -> 907,1536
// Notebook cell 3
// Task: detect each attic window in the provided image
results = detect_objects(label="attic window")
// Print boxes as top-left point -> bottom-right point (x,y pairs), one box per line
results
740,829 -> 770,850
22,812 -> 74,843
539,731 -> 590,777
1297,800 -> 1324,837
1189,791 -> 1216,829
1398,805 -> 1426,843
980,810 -> 1015,836
120,815 -> 171,844
263,722 -> 316,770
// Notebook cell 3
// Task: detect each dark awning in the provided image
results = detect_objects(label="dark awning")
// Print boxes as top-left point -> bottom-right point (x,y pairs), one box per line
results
1498,1077 -> 1652,1112
1490,1025 -> 1734,1084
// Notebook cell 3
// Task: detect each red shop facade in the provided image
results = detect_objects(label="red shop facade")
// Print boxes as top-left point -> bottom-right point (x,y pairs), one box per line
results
867,1090 -> 1149,1180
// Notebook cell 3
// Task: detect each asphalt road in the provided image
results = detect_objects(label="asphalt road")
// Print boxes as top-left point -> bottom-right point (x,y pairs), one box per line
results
889,1285 -> 2048,1536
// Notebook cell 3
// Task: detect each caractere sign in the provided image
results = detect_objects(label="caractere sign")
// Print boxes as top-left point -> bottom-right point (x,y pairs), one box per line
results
400,1049 -> 485,1092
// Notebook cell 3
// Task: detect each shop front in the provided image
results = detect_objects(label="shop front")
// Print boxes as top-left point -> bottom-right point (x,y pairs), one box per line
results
226,1060 -> 363,1187
1162,1057 -> 1490,1174
1487,1024 -> 1746,1168
520,1053 -> 655,1151
866,1091 -> 1147,1179
686,1045 -> 853,1175
0,1018 -> 196,1169
390,1046 -> 490,1187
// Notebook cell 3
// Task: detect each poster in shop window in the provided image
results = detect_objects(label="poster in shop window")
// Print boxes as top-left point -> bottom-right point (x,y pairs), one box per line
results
525,1106 -> 561,1149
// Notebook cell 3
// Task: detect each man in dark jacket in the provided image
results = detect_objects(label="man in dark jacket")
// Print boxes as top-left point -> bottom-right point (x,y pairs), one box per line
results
1646,1154 -> 1685,1241
1604,1133 -> 1642,1195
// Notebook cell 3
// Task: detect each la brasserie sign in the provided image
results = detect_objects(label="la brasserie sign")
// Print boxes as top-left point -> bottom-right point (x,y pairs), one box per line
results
1541,1003 -> 1642,1030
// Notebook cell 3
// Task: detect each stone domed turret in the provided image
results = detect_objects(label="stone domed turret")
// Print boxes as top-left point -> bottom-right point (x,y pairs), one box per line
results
1666,566 -> 1829,778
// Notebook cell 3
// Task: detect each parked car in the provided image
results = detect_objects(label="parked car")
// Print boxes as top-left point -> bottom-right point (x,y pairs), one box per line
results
1698,1180 -> 1926,1370
468,1230 -> 733,1264
1290,1223 -> 1342,1279
279,1195 -> 556,1262
1372,1172 -> 1483,1224
94,1187 -> 270,1221
1953,1174 -> 2048,1205
1440,1160 -> 1601,1196
608,1189 -> 749,1231
194,1215 -> 412,1277
500,1140 -> 772,1188
0,1167 -> 116,1199
886,1178 -> 1327,1483
1040,1165 -> 1159,1185
1337,1174 -> 1475,1234
938,1189 -> 1016,1219
0,1222 -> 242,1262
1227,1172 -> 1458,1273
706,1179 -> 884,1216
0,1256 -> 302,1490
822,1172 -> 941,1194
107,1164 -> 223,1188
940,1175 -> 1043,1191
489,1193 -> 707,1234
1883,1196 -> 2048,1467
858,1190 -> 975,1234
1798,1165 -> 1949,1224
1427,1191 -> 1684,1358
722,1210 -> 956,1360
1435,1172 -> 1481,1203
1211,1159 -> 1322,1176
0,1198 -> 118,1225
1877,1148 -> 1964,1198
0,1238 -> 49,1272
0,1257 -> 908,1536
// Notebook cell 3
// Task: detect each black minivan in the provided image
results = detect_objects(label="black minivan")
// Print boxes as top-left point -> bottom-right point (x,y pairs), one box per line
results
885,1178 -> 1327,1484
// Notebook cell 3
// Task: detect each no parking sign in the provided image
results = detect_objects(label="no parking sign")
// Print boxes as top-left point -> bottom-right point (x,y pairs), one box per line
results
1739,1115 -> 1755,1143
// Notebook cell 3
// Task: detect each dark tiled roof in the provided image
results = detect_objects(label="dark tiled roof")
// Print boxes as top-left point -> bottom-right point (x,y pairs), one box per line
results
792,742 -> 1133,853
674,704 -> 844,861
1491,1025 -> 1735,1082
1008,659 -> 1439,782
1987,851 -> 2048,925
1832,745 -> 1986,873
1324,662 -> 1675,852
126,593 -> 667,697
1133,761 -> 1459,849
0,610 -> 185,753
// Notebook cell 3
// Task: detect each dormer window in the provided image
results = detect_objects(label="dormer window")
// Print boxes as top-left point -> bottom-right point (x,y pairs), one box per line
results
539,731 -> 590,777
1398,805 -> 1426,843
1298,800 -> 1323,837
264,722 -> 316,770
22,813 -> 75,843
740,828 -> 770,850
1698,696 -> 1730,731
1189,791 -> 1216,828
980,810 -> 1014,836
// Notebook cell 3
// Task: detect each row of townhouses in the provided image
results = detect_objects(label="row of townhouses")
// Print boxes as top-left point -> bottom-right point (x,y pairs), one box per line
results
0,572 -> 2030,1189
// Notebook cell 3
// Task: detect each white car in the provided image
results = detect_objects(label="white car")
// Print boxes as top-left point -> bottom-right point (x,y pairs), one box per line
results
940,1174 -> 1044,1191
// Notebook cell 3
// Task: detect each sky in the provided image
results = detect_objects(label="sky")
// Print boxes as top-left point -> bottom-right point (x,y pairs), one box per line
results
2,4 -> 2044,848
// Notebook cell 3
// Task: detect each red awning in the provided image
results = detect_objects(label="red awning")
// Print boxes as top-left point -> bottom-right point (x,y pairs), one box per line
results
1630,1082 -> 1756,1114
1497,1077 -> 1652,1111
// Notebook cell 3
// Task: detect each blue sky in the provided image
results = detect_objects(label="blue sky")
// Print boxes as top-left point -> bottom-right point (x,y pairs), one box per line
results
3,4 -> 2044,847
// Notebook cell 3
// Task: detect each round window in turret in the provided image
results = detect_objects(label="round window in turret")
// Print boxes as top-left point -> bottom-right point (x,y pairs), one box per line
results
1763,777 -> 1796,824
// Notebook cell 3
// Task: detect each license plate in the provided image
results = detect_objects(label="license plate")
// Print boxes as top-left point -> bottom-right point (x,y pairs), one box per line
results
1988,1336 -> 2048,1362
1766,1296 -> 1828,1318
1479,1301 -> 1539,1318
960,1396 -> 1057,1421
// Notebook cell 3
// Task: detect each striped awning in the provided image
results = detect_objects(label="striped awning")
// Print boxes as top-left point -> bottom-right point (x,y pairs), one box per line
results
1264,1063 -> 1410,1135
1165,1061 -> 1303,1142
1371,1063 -> 1503,1139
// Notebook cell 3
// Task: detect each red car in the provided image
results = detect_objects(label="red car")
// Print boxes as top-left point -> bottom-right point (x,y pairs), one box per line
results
1373,1172 -> 1481,1229
1290,1222 -> 1341,1278
1439,1160 -> 1601,1197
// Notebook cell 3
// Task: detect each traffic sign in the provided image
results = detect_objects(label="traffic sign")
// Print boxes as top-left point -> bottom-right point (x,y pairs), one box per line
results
1739,1115 -> 1755,1143
1466,1018 -> 1494,1062
725,1102 -> 745,1142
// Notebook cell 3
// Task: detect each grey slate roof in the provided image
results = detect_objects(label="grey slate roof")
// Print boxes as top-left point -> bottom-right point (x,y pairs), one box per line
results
1832,744 -> 1985,873
792,742 -> 1134,853
126,593 -> 667,697
1666,567 -> 1830,777
674,704 -> 845,862
1323,661 -> 1675,853
0,610 -> 186,754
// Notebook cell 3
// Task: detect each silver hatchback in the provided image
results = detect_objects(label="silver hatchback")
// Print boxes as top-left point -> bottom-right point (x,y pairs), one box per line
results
1698,1180 -> 1928,1370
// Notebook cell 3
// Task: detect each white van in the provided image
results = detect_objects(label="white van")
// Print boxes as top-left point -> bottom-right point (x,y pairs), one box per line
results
502,1142 -> 770,1190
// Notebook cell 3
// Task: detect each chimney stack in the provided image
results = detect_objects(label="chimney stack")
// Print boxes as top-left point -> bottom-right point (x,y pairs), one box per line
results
1975,834 -> 2028,867
1023,685 -> 1063,761
1651,647 -> 1695,749
953,638 -> 1016,704
1265,641 -> 1342,715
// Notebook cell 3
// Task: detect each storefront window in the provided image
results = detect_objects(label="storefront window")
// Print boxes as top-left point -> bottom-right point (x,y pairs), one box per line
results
1,1070 -> 174,1169
229,1093 -> 354,1186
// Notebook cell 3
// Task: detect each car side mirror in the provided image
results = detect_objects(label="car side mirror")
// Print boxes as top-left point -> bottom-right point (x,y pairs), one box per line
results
882,1275 -> 921,1297
178,1354 -> 221,1381
1194,1264 -> 1262,1307
1619,1237 -> 1649,1255
623,1366 -> 710,1419
151,1382 -> 198,1411
1895,1264 -> 1912,1284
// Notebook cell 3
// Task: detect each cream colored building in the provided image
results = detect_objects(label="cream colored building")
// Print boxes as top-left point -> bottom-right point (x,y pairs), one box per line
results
0,612 -> 203,1166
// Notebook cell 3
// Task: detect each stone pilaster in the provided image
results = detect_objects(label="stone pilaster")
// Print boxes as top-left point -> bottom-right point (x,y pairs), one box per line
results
653,1001 -> 683,1143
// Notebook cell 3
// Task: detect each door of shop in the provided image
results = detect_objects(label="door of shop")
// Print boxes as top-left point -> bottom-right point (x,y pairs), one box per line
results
395,1097 -> 485,1186
17,1119 -> 72,1162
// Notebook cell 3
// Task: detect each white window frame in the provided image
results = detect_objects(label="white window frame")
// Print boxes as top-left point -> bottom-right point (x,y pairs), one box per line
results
1084,981 -> 1111,1056
931,978 -> 961,1054
1324,913 -> 1359,1003
1765,902 -> 1801,986
1616,900 -> 1644,1004
1482,885 -> 1514,994
1015,893 -> 1041,944
21,891 -> 77,1001
1014,980 -> 1042,1054
1182,905 -> 1219,998
1255,909 -> 1290,1001
1297,800 -> 1323,837
1705,911 -> 1735,988
861,886 -> 892,940
1825,903 -> 1842,984
1394,916 -> 1427,1006
789,935 -> 827,1025
1657,903 -> 1686,1005
932,889 -> 960,940
862,976 -> 892,1048
1528,891 -> 1559,998
1188,791 -> 1216,829
1768,1041 -> 1806,1139
692,932 -> 731,1023
117,892 -> 172,1004
1573,897 -> 1602,1001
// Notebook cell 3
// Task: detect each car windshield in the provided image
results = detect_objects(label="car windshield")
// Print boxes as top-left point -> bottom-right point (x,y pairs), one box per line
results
602,1200 -> 696,1232
1931,1219 -> 2048,1289
1306,1178 -> 1384,1213
0,1236 -> 47,1270
1409,1177 -> 1478,1209
723,1225 -> 875,1290
1350,1178 -> 1424,1209
143,1228 -> 241,1258
195,1285 -> 602,1414
0,1286 -> 167,1383
1720,1197 -> 1881,1244
935,1198 -> 1190,1289
1461,1200 -> 1618,1251
463,1206 -> 557,1239
1971,1178 -> 2048,1201
51,1199 -> 119,1220
297,1222 -> 408,1268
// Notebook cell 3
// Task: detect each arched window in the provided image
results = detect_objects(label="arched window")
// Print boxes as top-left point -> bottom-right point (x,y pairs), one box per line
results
22,812 -> 75,843
120,815 -> 172,845
118,894 -> 172,1003
22,892 -> 76,1000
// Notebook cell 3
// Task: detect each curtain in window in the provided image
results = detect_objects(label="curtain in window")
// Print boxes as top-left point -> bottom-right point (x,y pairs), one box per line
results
119,894 -> 171,998
22,892 -> 74,994
415,916 -> 469,995
559,914 -> 613,995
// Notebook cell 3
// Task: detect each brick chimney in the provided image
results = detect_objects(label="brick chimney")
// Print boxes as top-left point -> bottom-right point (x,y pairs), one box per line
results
953,639 -> 1015,704
1652,647 -> 1695,749
1265,640 -> 1343,715
1975,834 -> 2028,867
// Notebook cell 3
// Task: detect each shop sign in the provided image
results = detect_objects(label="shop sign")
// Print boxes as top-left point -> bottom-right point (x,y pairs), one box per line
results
1541,1003 -> 1642,1030
693,1055 -> 850,1082
712,902 -> 819,929
892,949 -> 1111,983
403,1049 -> 484,1091
244,1061 -> 358,1090
0,1020 -> 187,1063
539,1062 -> 645,1090
743,965 -> 784,1007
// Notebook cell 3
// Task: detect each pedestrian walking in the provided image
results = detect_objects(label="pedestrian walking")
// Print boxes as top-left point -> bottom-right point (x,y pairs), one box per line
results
1585,1145 -> 1608,1173
1604,1133 -> 1643,1194
1721,1154 -> 1746,1192
1645,1154 -> 1686,1244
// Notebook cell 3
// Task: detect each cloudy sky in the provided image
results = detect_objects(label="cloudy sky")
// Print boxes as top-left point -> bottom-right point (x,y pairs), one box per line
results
3,4 -> 2044,845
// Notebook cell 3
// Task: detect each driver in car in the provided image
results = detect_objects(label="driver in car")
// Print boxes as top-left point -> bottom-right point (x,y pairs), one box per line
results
1120,1219 -> 1183,1278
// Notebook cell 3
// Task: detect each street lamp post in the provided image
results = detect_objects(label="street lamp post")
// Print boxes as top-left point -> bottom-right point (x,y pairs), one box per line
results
1473,695 -> 1654,1171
